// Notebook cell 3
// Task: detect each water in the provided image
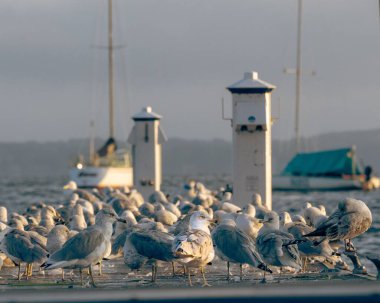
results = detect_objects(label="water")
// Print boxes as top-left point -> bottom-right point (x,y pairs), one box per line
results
0,174 -> 379,274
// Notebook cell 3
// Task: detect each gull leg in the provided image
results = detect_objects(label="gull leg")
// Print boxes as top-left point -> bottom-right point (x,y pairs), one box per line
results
23,263 -> 28,277
260,269 -> 267,284
240,264 -> 243,281
151,264 -> 155,282
187,268 -> 193,287
98,260 -> 102,276
25,264 -> 30,280
79,268 -> 83,286
89,265 -> 97,288
61,269 -> 65,281
302,257 -> 307,272
69,270 -> 75,281
171,262 -> 175,277
17,263 -> 22,281
28,263 -> 33,277
226,261 -> 230,281
348,239 -> 356,252
200,266 -> 211,287
344,239 -> 356,252
278,267 -> 282,283
154,263 -> 158,282
27,264 -> 32,279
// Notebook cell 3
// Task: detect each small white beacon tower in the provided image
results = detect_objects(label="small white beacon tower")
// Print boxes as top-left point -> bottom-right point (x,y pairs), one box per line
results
226,71 -> 276,209
128,106 -> 167,199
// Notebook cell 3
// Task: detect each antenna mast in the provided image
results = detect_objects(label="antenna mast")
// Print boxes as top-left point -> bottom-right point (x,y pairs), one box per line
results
108,0 -> 115,138
295,0 -> 302,153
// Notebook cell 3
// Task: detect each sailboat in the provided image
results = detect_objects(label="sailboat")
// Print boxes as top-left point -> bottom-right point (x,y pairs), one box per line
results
273,147 -> 365,191
70,0 -> 133,188
272,1 -> 367,191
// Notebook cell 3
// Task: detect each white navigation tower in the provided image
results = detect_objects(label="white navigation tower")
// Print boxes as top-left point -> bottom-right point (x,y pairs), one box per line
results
128,106 -> 167,199
227,71 -> 276,209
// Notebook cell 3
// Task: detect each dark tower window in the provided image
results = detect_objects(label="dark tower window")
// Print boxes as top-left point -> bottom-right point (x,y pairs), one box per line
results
144,123 -> 149,142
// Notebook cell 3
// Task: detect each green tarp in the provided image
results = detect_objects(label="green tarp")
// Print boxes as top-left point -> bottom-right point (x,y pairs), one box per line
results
281,148 -> 362,177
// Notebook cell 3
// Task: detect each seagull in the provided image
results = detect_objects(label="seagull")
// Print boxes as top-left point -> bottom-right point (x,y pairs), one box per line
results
256,211 -> 302,281
241,204 -> 256,217
212,219 -> 271,281
40,206 -> 64,232
63,181 -> 99,203
154,203 -> 178,226
69,204 -> 88,231
235,213 -> 263,240
303,198 -> 372,252
44,209 -> 126,287
281,215 -> 334,271
46,225 -> 71,255
46,225 -> 71,280
172,211 -> 214,287
251,193 -> 270,219
0,229 -> 48,280
303,207 -> 328,228
221,202 -> 241,214
125,229 -> 175,282
0,206 -> 8,223
170,214 -> 191,236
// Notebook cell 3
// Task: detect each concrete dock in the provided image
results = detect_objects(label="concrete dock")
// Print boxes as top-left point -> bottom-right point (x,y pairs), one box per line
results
0,258 -> 379,302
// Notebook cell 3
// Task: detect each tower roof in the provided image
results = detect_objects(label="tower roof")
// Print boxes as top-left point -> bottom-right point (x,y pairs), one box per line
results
132,106 -> 162,121
227,71 -> 276,94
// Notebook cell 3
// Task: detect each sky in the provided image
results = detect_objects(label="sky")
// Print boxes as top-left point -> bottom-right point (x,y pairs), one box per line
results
0,0 -> 379,143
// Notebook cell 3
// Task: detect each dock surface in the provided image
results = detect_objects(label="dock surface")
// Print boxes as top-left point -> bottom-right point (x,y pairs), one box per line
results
0,258 -> 379,302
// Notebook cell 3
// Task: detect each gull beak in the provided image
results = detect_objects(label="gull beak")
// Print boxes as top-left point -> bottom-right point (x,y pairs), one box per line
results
117,217 -> 127,223
63,185 -> 69,190
236,210 -> 242,213
208,219 -> 217,226
54,214 -> 65,225
258,219 -> 268,223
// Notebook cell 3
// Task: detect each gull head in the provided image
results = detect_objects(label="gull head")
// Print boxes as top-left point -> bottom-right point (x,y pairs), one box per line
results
154,203 -> 165,212
280,211 -> 292,226
242,204 -> 256,217
63,181 -> 77,191
340,198 -> 372,220
292,215 -> 307,224
304,207 -> 325,227
251,193 -> 262,207
303,202 -> 313,210
317,204 -> 327,216
261,211 -> 280,230
189,211 -> 214,233
96,208 -> 127,225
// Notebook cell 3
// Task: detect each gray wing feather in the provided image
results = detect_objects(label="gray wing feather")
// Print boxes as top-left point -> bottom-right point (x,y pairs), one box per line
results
129,230 -> 174,262
51,229 -> 104,261
213,225 -> 263,266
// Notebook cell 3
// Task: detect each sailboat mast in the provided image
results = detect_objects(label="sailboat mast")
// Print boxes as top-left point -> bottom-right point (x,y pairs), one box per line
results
89,119 -> 95,164
108,0 -> 115,138
295,0 -> 302,153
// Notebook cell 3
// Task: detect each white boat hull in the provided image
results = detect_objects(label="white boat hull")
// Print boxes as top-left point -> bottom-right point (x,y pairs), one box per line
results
70,167 -> 133,188
273,175 -> 362,191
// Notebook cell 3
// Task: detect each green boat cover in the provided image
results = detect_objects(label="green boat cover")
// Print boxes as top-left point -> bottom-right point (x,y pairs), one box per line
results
281,148 -> 362,177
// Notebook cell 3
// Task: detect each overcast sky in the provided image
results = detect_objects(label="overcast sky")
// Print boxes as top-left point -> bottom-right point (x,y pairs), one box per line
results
0,0 -> 379,143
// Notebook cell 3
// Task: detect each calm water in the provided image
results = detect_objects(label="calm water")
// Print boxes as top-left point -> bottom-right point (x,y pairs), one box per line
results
0,175 -> 379,274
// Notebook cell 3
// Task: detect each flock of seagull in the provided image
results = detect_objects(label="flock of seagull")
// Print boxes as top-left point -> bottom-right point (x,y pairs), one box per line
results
0,180 -> 375,287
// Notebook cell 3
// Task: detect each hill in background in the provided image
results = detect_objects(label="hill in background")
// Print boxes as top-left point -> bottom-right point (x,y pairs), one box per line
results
0,128 -> 379,178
